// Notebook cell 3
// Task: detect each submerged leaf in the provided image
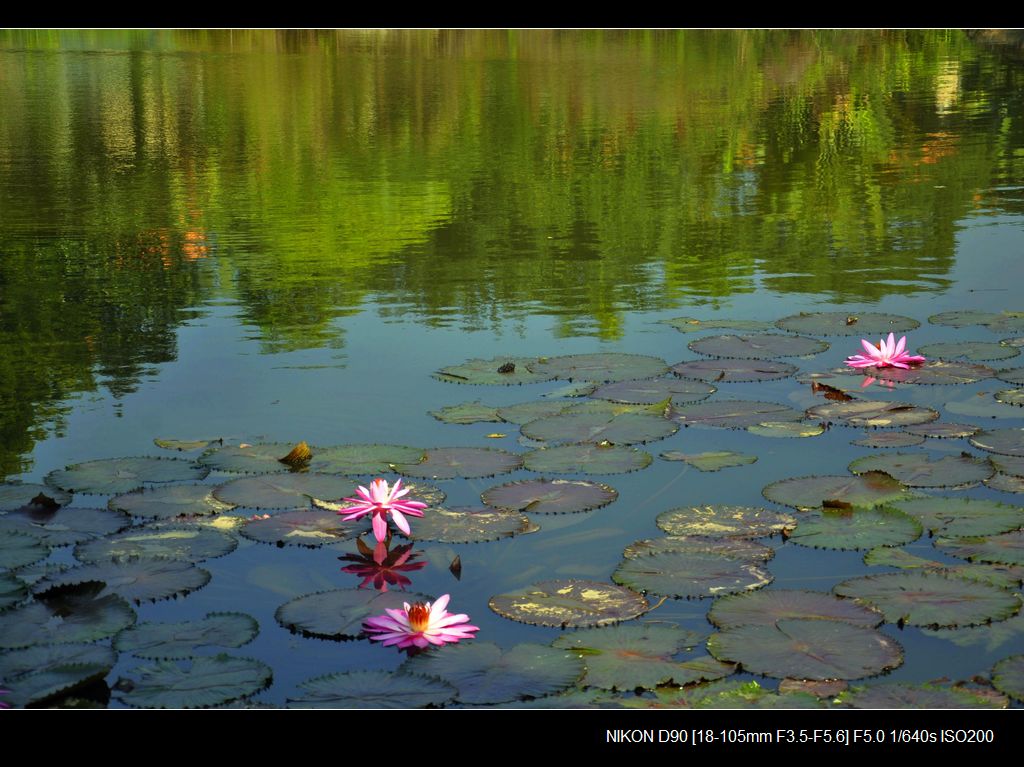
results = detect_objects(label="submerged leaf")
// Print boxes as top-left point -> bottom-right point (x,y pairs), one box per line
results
659,451 -> 757,472
308,444 -> 425,475
0,572 -> 28,611
489,579 -> 649,628
747,421 -> 826,438
154,437 -> 222,452
851,432 -> 925,448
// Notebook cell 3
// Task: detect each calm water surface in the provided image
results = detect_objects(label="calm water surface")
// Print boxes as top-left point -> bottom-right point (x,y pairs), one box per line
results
2,30 -> 1024,707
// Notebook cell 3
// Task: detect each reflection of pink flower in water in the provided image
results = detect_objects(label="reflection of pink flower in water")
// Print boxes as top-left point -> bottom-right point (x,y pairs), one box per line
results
846,333 -> 926,369
363,594 -> 479,649
339,539 -> 425,591
860,375 -> 897,390
338,478 -> 427,542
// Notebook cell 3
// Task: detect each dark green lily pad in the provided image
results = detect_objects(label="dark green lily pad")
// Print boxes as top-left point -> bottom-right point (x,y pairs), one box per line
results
903,422 -> 980,439
405,507 -> 539,543
35,559 -> 211,604
657,505 -> 796,538
308,444 -> 426,475
433,357 -> 557,385
923,613 -> 1024,652
590,378 -> 716,407
0,581 -> 135,648
489,579 -> 648,628
288,670 -> 456,709
624,678 -> 829,709
848,452 -> 994,488
0,530 -> 49,570
481,479 -> 617,515
109,485 -> 235,521
114,654 -> 272,709
929,310 -> 1024,333
689,333 -> 828,359
395,447 -> 522,480
240,510 -> 365,547
521,411 -> 677,446
995,389 -> 1024,407
869,361 -> 994,386
807,400 -> 940,428
996,367 -> 1024,386
0,572 -> 27,610
748,421 -> 826,438
74,527 -> 237,564
991,455 -> 1024,477
46,457 -> 209,495
673,400 -> 805,429
708,589 -> 883,629
660,451 -> 757,472
527,353 -> 668,383
429,402 -> 503,424
494,401 -> 570,425
155,437 -> 222,452
762,472 -> 909,511
708,619 -> 902,680
788,507 -> 922,550
213,474 -> 357,509
934,531 -> 1024,566
944,396 -> 1022,419
662,317 -> 775,334
612,551 -> 773,600
776,311 -> 919,336
523,444 -> 651,475
670,359 -> 797,383
0,506 -> 129,547
198,442 -> 316,474
552,624 -> 724,691
891,497 -> 1024,537
623,536 -> 774,562
401,642 -> 584,705
275,588 -> 432,640
918,341 -> 1019,362
0,482 -> 72,511
992,655 -> 1024,703
114,613 -> 259,659
987,473 -> 1024,493
0,644 -> 116,708
834,572 -> 1022,627
837,682 -> 1006,708
970,427 -> 1024,457
852,432 -> 926,448
862,549 -> 1024,589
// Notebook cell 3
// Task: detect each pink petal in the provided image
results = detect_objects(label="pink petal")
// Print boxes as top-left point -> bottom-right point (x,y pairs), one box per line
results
861,339 -> 880,356
431,594 -> 451,614
894,336 -> 907,356
371,513 -> 389,542
391,509 -> 411,535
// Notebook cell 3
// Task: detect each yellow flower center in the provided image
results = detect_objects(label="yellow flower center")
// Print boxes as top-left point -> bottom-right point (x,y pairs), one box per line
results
407,602 -> 431,632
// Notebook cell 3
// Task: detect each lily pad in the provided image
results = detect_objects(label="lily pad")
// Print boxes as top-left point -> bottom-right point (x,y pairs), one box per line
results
109,485 -> 235,521
0,572 -> 27,610
787,507 -> 922,550
313,481 -> 444,513
689,333 -> 828,359
929,310 -> 1024,333
987,473 -> 1024,493
944,395 -> 1023,419
527,353 -> 668,383
934,531 -> 1024,566
590,378 -> 716,407
707,619 -> 902,680
862,549 -> 1024,589
74,527 -> 238,564
990,455 -> 1024,477
903,422 -> 980,439
0,482 -> 72,511
213,474 -> 357,509
670,359 -> 797,383
708,589 -> 883,630
494,401 -> 570,425
542,382 -> 598,398
891,497 -> 1024,537
992,655 -> 1024,703
970,426 -> 1024,459
869,361 -> 994,385
240,510 -> 365,547
489,579 -> 649,628
114,654 -> 272,709
307,444 -> 426,475
762,472 -> 909,511
851,432 -> 926,448
625,678 -> 828,709
401,642 -> 584,705
657,505 -> 796,538
673,400 -> 805,429
481,479 -> 617,515
807,400 -> 940,428
521,411 -> 677,446
848,452 -> 994,488
662,317 -> 775,334
523,444 -> 652,475
839,682 -> 1008,708
923,613 -> 1024,652
918,341 -> 1019,362
0,581 -> 135,648
996,389 -> 1024,407
35,559 -> 211,603
394,447 -> 522,480
46,457 -> 209,495
776,311 -> 919,336
0,506 -> 129,547
154,437 -> 222,452
433,357 -> 557,385
275,588 -> 432,640
748,421 -> 826,438
114,613 -> 259,659
429,402 -> 503,424
660,451 -> 757,472
0,530 -> 49,570
612,551 -> 773,599
198,442 -> 316,474
834,572 -> 1022,627
0,644 -> 116,708
996,367 -> 1024,386
405,507 -> 539,543
288,670 -> 456,709
623,536 -> 774,562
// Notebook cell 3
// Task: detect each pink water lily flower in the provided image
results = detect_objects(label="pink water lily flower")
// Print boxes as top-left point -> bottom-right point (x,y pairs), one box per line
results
363,594 -> 480,649
338,477 -> 427,542
845,333 -> 926,369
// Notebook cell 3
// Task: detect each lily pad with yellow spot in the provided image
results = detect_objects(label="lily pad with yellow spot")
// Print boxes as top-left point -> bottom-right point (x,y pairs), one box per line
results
612,551 -> 773,600
623,536 -> 774,562
657,505 -> 797,539
240,511 -> 365,548
489,579 -> 649,628
74,527 -> 238,563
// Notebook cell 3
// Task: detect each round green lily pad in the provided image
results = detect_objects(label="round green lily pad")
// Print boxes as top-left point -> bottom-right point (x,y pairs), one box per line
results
429,402 -> 503,424
0,572 -> 27,611
74,527 -> 238,564
311,481 -> 444,515
307,444 -> 425,475
918,341 -> 1019,362
0,530 -> 49,570
628,678 -> 828,709
851,432 -> 926,448
848,452 -> 993,488
787,507 -> 922,550
662,317 -> 775,334
522,444 -> 652,475
987,473 -> 1024,493
0,482 -> 72,511
109,485 -> 235,521
489,579 -> 649,628
748,421 -> 826,438
837,683 -> 1009,709
401,642 -> 584,705
590,378 -> 716,406
673,400 -> 805,429
433,357 -> 557,385
288,670 -> 456,709
657,505 -> 796,538
35,559 -> 211,604
481,479 -> 617,515
197,442 -> 310,474
670,359 -> 797,383
992,655 -> 1024,703
991,455 -> 1024,477
903,422 -> 980,439
834,572 -> 1022,627
527,353 -> 668,383
689,333 -> 828,359
623,536 -> 774,562
0,581 -> 135,648
0,644 -> 116,708
275,588 -> 432,640
891,497 -> 1024,537
995,389 -> 1024,407
708,619 -> 902,680
46,457 -> 209,495
970,427 -> 1024,457
929,310 -> 1024,333
996,367 -> 1024,386
0,505 -> 129,547
240,510 -> 365,547
762,472 -> 909,511
213,474 -> 357,509
807,400 -> 940,428
494,401 -> 570,425
660,451 -> 757,472
405,506 -> 539,543
394,447 -> 523,480
708,589 -> 883,629
612,551 -> 773,599
868,361 -> 994,385
777,311 -> 919,336
521,411 -> 677,446
154,437 -> 222,452
934,531 -> 1024,566
114,654 -> 272,709
114,613 -> 259,659
944,396 -> 1022,419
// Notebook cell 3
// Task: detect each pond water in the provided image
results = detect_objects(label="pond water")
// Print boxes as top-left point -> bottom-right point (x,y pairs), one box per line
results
2,30 -> 1024,708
